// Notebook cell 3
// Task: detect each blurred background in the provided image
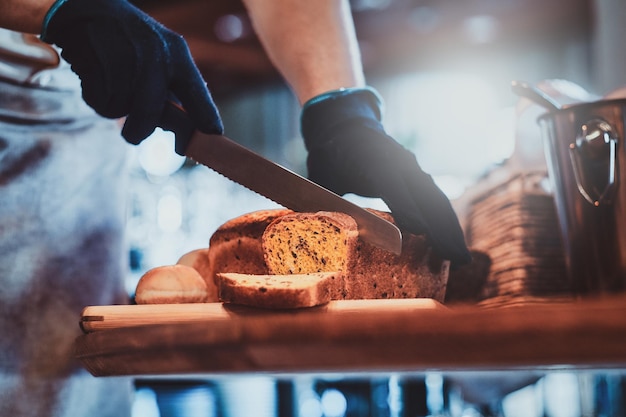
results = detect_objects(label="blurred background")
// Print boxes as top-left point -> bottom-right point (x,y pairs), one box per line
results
122,1 -> 626,415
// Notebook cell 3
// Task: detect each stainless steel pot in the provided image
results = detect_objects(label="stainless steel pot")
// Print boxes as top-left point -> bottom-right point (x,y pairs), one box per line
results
538,98 -> 626,295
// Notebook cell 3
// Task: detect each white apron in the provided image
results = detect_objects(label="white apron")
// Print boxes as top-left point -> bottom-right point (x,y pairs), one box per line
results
0,29 -> 133,417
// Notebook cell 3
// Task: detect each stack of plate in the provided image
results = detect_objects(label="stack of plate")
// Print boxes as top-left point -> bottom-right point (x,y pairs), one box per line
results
465,172 -> 571,306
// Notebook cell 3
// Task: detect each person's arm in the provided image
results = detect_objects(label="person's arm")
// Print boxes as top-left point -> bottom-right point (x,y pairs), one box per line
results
0,0 -> 55,34
244,0 -> 471,267
242,0 -> 365,104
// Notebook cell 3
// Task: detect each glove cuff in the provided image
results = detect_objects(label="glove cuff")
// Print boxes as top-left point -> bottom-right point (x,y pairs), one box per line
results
41,0 -> 70,42
300,87 -> 385,151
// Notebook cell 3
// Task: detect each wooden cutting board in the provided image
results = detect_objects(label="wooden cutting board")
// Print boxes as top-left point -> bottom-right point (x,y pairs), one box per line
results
80,298 -> 445,333
74,295 -> 626,377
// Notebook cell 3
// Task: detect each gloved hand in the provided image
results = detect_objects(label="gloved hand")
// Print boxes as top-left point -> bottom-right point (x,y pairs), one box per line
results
41,0 -> 222,144
301,87 -> 471,267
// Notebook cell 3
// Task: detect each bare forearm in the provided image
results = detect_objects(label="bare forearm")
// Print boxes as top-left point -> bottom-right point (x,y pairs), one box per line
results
242,0 -> 365,105
0,0 -> 55,33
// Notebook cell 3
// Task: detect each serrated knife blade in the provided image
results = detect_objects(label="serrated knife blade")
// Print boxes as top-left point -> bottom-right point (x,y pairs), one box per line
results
161,102 -> 402,255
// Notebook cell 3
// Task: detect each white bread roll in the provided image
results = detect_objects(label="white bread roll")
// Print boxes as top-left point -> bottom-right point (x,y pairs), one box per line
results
135,264 -> 209,304
176,248 -> 218,301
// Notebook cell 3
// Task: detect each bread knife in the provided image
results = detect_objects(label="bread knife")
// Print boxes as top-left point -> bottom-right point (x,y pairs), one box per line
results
159,102 -> 402,255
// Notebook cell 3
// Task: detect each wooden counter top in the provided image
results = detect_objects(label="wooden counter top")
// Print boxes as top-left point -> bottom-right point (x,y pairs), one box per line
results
74,295 -> 626,377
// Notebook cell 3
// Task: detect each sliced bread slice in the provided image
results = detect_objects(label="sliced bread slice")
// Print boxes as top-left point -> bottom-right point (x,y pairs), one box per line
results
217,272 -> 341,309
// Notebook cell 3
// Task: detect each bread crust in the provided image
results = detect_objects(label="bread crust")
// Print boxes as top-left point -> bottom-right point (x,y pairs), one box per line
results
206,209 -> 293,288
209,209 -> 294,245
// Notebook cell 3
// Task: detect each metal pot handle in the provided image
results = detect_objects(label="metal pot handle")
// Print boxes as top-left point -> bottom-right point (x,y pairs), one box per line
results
568,118 -> 618,206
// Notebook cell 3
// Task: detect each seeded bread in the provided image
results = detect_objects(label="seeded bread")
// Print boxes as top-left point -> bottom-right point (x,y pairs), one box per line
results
206,209 -> 293,288
217,272 -> 339,308
263,210 -> 449,301
261,211 -> 357,300
207,209 -> 449,303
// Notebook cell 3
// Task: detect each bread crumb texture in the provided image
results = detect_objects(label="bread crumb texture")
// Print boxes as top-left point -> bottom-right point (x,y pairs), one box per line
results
263,212 -> 357,275
217,272 -> 337,308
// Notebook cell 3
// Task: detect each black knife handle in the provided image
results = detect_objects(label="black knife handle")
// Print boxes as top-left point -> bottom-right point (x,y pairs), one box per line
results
159,101 -> 196,156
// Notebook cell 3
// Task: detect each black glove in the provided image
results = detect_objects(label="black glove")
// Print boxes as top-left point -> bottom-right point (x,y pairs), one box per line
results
301,88 -> 471,267
41,0 -> 223,144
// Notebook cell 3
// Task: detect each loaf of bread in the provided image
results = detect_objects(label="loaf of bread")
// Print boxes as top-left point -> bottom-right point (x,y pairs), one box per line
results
217,272 -> 340,308
135,264 -> 210,304
207,209 -> 450,303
